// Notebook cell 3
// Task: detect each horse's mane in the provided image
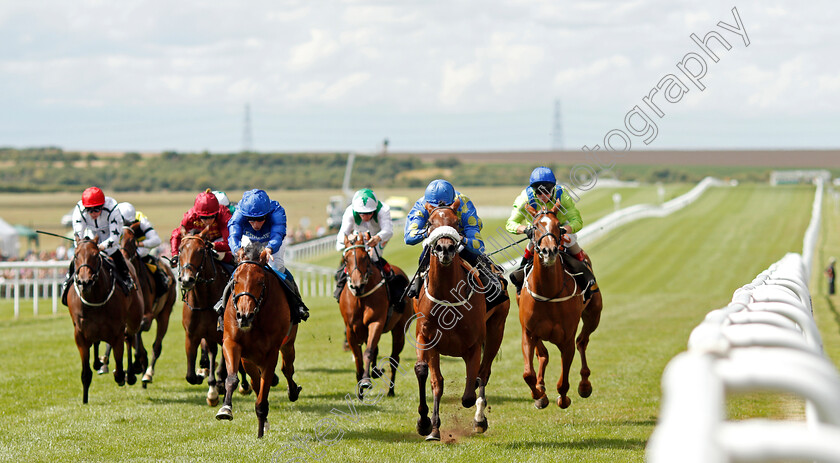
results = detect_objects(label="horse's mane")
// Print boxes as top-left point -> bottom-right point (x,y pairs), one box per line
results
239,241 -> 265,262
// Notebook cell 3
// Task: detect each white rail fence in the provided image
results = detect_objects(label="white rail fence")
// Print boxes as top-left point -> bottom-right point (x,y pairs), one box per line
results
0,260 -> 69,318
647,178 -> 838,462
497,176 -> 732,272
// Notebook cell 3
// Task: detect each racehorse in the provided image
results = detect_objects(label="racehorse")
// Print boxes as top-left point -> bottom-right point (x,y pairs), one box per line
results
66,236 -> 144,403
413,199 -> 509,441
517,202 -> 603,409
120,222 -> 177,387
339,231 -> 412,398
215,243 -> 301,438
178,227 -> 250,405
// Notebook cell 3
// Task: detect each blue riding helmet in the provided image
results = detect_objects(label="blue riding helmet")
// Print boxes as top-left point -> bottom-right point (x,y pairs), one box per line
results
529,166 -> 556,186
238,189 -> 272,218
424,179 -> 456,206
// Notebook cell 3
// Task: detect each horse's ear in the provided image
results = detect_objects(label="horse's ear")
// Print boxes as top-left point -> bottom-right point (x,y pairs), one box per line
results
344,234 -> 351,246
74,233 -> 81,246
424,202 -> 434,214
236,247 -> 247,263
364,231 -> 371,242
451,197 -> 461,211
550,200 -> 560,214
92,235 -> 100,244
199,224 -> 212,240
525,204 -> 538,219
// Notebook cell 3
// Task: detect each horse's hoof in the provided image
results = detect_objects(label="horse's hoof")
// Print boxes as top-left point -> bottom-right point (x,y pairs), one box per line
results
417,417 -> 432,436
197,368 -> 209,378
272,373 -> 280,387
425,429 -> 441,441
289,385 -> 302,402
93,358 -> 103,370
534,396 -> 549,409
215,405 -> 233,421
357,380 -> 372,401
474,417 -> 488,434
557,396 -> 571,409
98,364 -> 109,375
371,366 -> 384,379
238,382 -> 252,396
114,371 -> 125,387
126,374 -> 137,386
186,374 -> 203,385
207,395 -> 220,407
578,381 -> 592,398
142,373 -> 153,384
461,395 -> 477,408
387,389 -> 395,397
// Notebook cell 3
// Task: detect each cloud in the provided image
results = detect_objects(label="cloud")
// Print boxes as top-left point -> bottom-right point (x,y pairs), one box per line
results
287,29 -> 339,71
439,60 -> 483,106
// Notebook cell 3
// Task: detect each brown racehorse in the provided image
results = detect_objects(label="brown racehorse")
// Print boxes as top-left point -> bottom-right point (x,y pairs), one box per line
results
120,223 -> 177,387
517,202 -> 603,409
178,228 -> 250,406
67,236 -> 144,403
339,231 -> 413,398
215,243 -> 301,438
413,199 -> 509,441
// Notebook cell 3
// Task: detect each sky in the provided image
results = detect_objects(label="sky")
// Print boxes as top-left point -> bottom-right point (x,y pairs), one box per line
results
1,0 -> 839,153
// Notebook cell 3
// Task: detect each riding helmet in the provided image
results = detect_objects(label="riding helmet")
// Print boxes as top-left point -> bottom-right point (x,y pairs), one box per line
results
529,167 -> 556,187
352,188 -> 378,213
81,187 -> 105,208
424,179 -> 455,206
238,189 -> 273,218
194,188 -> 220,216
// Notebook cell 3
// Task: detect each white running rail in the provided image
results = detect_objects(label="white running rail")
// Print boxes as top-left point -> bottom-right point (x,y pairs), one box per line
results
647,178 -> 839,463
0,260 -> 69,318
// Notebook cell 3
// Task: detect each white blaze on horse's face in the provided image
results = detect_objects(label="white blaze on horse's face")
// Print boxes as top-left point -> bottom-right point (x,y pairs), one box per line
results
433,237 -> 458,266
535,216 -> 560,267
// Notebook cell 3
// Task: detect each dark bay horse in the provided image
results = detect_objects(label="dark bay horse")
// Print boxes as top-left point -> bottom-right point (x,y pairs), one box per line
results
121,223 -> 177,387
67,236 -> 144,403
413,199 -> 508,441
518,203 -> 603,409
339,232 -> 412,398
215,243 -> 301,438
178,228 -> 250,406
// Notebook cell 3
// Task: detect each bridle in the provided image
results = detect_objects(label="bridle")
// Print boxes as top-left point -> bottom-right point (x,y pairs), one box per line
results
72,240 -> 116,307
179,234 -> 221,310
231,260 -> 267,317
342,239 -> 385,297
530,209 -> 563,251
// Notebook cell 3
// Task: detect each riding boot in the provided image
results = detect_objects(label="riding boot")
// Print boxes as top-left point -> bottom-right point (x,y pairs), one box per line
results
61,261 -> 75,306
111,251 -> 135,294
406,249 -> 430,299
214,276 -> 235,316
477,255 -> 508,309
374,258 -> 402,311
282,270 -> 309,324
154,268 -> 169,299
334,264 -> 347,301
508,254 -> 533,295
563,251 -> 597,302
574,250 -> 599,301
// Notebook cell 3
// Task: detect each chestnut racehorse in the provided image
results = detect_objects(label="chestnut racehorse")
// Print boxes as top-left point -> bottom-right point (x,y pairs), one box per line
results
413,199 -> 509,441
517,202 -> 603,409
215,243 -> 301,438
67,236 -> 144,403
120,222 -> 177,387
339,231 -> 412,398
178,228 -> 250,406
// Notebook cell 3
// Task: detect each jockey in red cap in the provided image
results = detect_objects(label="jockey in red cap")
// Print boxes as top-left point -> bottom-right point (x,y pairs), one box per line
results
170,189 -> 234,264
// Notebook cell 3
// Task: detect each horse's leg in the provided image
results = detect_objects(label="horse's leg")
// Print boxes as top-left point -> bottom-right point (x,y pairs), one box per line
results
414,359 -> 432,437
98,343 -> 111,375
556,338 -> 575,409
184,333 -> 202,385
125,332 -> 137,386
198,339 -> 210,377
255,353 -> 279,438
370,345 -> 383,378
215,339 -> 241,421
478,302 -> 509,387
75,331 -> 93,404
206,341 -> 220,406
521,330 -> 548,409
473,377 -> 488,433
427,353 -> 443,441
111,333 -> 126,387
238,363 -> 253,395
535,339 -> 549,400
280,326 -> 301,402
360,321 -> 384,398
143,308 -> 171,385
348,326 -> 366,398
461,342 -> 480,409
386,323 -> 407,397
133,331 -> 147,380
93,342 -> 102,371
577,293 -> 603,398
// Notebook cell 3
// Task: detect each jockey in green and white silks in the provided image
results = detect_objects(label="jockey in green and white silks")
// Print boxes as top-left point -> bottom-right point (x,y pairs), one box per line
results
506,166 -> 597,299
333,189 -> 407,312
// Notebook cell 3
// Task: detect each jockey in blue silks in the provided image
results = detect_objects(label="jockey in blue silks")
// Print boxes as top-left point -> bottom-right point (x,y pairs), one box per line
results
403,179 -> 508,309
216,189 -> 309,323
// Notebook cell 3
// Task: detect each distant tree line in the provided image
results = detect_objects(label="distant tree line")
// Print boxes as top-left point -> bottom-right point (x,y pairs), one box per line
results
0,147 -> 778,193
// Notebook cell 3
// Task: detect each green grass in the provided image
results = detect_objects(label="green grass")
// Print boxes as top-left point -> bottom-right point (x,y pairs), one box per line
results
0,184 -> 825,462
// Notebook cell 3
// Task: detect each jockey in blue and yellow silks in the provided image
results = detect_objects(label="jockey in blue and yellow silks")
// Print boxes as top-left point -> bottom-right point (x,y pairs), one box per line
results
404,179 -> 508,309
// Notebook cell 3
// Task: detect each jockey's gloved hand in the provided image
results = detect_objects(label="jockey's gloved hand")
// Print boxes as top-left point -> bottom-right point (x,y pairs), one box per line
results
457,237 -> 466,253
211,249 -> 224,261
524,226 -> 535,240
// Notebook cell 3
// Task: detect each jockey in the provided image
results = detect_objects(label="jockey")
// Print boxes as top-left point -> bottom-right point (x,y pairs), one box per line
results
333,188 -> 407,312
117,202 -> 171,299
61,187 -> 135,304
506,166 -> 597,299
404,179 -> 508,309
213,190 -> 236,214
224,189 -> 309,323
169,189 -> 234,265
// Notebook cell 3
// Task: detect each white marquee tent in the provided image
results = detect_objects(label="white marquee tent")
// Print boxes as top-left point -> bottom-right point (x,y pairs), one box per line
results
0,217 -> 20,258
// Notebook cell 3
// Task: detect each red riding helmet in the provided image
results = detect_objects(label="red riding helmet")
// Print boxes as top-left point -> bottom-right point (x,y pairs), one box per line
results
194,188 -> 220,216
81,187 -> 105,208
